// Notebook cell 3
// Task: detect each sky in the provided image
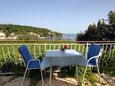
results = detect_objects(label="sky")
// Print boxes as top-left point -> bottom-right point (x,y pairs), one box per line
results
0,0 -> 115,33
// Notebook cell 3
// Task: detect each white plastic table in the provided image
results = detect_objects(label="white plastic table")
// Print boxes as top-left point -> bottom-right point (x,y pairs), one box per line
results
41,49 -> 87,86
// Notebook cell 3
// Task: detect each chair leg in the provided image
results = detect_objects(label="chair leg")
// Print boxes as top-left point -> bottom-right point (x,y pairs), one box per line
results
21,68 -> 28,86
96,62 -> 101,83
76,66 -> 81,85
40,69 -> 44,86
81,66 -> 88,85
49,67 -> 52,86
96,63 -> 100,76
27,70 -> 29,76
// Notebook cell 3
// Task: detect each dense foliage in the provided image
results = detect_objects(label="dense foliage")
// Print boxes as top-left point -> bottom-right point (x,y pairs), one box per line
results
77,11 -> 115,41
0,24 -> 62,39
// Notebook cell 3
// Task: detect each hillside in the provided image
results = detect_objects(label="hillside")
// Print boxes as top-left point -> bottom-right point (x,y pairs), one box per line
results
0,24 -> 62,40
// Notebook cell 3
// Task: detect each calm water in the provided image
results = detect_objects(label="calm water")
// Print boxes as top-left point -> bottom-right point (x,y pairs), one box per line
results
62,33 -> 77,41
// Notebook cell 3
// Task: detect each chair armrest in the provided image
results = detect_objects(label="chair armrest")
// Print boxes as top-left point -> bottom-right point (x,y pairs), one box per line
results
27,59 -> 41,68
87,55 -> 99,64
29,59 -> 41,64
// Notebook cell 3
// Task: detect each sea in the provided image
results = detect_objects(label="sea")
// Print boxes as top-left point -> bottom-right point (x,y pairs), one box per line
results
62,33 -> 77,41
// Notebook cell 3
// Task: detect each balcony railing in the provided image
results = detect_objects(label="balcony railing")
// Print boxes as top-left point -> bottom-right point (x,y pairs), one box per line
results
0,43 -> 115,73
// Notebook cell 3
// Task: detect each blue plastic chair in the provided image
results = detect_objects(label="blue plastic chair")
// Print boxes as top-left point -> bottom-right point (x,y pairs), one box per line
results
82,44 -> 102,84
19,45 -> 44,86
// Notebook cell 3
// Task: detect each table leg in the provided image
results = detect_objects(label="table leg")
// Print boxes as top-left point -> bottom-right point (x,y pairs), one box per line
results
49,67 -> 52,86
76,66 -> 78,79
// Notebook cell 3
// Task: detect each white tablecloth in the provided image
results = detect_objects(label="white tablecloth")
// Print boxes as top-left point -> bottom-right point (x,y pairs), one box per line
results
41,49 -> 87,70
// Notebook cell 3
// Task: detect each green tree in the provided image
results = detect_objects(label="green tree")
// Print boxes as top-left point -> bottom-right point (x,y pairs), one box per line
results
108,11 -> 115,40
108,11 -> 115,25
3,27 -> 11,38
77,11 -> 115,41
85,24 -> 99,40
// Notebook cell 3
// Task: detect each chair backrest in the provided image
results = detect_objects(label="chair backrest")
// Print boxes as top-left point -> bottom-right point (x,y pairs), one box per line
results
19,45 -> 31,66
87,44 -> 101,65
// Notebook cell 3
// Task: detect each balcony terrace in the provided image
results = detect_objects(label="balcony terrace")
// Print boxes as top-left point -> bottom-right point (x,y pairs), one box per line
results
0,41 -> 115,86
